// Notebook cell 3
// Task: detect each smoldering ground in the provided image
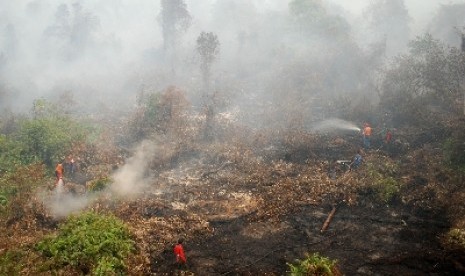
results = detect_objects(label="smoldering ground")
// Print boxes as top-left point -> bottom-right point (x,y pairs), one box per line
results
43,140 -> 158,217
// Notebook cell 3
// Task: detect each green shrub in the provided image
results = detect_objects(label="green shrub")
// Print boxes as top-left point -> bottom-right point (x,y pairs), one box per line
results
17,117 -> 87,166
87,177 -> 112,192
444,228 -> 465,249
0,250 -> 24,275
444,136 -> 465,173
37,212 -> 134,275
365,163 -> 400,203
0,134 -> 23,173
0,99 -> 95,173
0,194 -> 7,206
287,252 -> 340,276
0,164 -> 45,217
374,177 -> 400,203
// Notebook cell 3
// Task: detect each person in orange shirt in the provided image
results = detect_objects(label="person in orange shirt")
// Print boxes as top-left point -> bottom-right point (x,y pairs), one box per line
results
55,162 -> 64,184
362,123 -> 372,148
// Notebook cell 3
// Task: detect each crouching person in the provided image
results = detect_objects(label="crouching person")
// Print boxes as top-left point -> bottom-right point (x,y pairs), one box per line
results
350,150 -> 363,171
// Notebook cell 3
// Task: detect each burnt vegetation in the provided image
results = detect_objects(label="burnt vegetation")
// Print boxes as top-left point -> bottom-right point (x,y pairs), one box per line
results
1,0 -> 465,275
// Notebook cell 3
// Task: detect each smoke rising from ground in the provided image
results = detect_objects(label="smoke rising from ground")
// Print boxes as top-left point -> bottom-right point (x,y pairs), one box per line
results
4,0 -> 465,216
45,179 -> 92,217
110,140 -> 156,197
44,140 -> 156,217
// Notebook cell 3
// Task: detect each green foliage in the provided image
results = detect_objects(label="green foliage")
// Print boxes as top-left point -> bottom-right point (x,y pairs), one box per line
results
127,91 -> 161,142
364,0 -> 410,42
0,134 -> 22,173
36,212 -> 134,275
159,0 -> 192,49
0,250 -> 24,275
0,163 -> 45,214
287,252 -> 339,276
288,0 -> 349,38
197,31 -> 220,90
145,93 -> 161,128
365,163 -> 401,203
128,87 -> 189,142
443,135 -> 465,173
0,99 -> 90,170
444,228 -> 465,249
17,117 -> 86,166
94,256 -> 125,276
87,177 -> 112,192
374,176 -> 400,203
0,194 -> 8,206
380,34 -> 465,125
289,0 -> 325,21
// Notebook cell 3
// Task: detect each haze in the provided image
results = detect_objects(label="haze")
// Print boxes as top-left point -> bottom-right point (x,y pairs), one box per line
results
1,0 -> 465,119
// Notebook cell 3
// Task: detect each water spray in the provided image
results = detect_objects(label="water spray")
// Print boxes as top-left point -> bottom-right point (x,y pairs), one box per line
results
311,118 -> 361,133
56,178 -> 65,195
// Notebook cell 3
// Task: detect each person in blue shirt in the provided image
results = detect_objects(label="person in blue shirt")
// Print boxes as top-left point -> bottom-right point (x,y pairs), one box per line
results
350,150 -> 363,170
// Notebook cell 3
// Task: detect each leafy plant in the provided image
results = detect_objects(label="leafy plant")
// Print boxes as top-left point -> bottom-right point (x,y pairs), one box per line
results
443,134 -> 465,173
374,176 -> 400,203
0,250 -> 24,275
287,252 -> 341,276
87,177 -> 112,192
17,117 -> 87,166
0,194 -> 7,206
0,134 -> 23,173
364,163 -> 401,203
0,163 -> 45,217
380,34 -> 465,125
37,212 -> 134,275
0,99 -> 93,174
444,228 -> 465,249
197,31 -> 220,92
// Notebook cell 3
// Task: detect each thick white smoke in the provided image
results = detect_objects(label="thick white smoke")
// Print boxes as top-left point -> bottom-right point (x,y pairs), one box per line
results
46,179 -> 93,218
110,140 -> 157,197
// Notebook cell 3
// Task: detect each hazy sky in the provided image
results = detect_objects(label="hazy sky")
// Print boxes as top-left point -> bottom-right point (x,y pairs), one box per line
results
2,0 -> 465,113
332,0 -> 465,32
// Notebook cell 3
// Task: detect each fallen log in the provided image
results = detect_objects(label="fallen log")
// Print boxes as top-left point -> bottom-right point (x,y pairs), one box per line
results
321,205 -> 337,233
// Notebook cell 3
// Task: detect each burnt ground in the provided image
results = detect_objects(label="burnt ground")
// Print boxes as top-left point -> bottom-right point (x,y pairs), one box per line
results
15,131 -> 464,275
151,201 -> 457,275
128,134 -> 465,276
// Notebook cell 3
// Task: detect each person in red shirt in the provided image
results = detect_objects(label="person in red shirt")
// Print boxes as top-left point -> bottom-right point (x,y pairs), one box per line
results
174,238 -> 187,267
385,129 -> 392,144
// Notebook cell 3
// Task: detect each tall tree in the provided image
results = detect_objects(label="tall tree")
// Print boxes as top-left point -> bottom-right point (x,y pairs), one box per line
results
196,32 -> 220,94
159,0 -> 191,71
196,32 -> 220,141
288,0 -> 350,39
380,34 -> 465,124
44,3 -> 99,60
364,0 -> 410,56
